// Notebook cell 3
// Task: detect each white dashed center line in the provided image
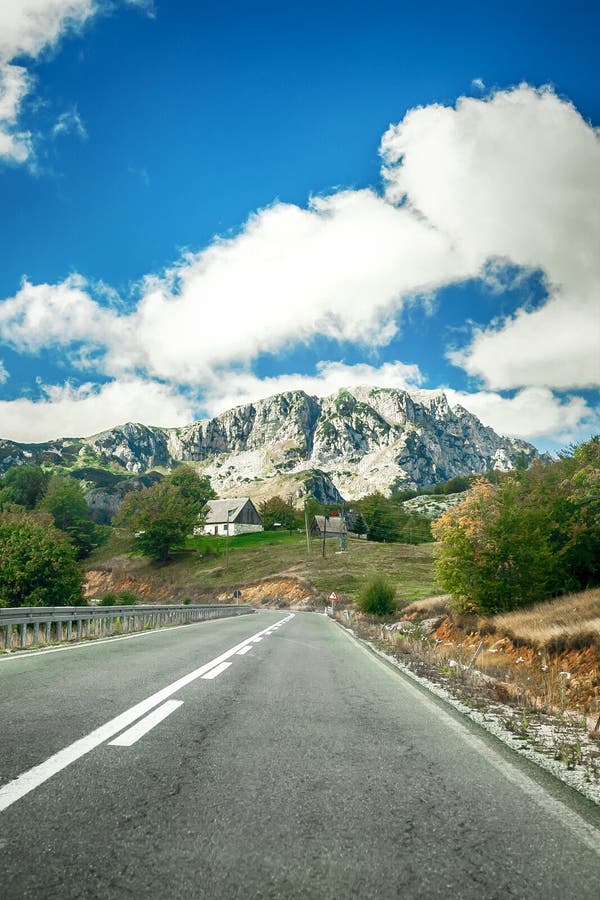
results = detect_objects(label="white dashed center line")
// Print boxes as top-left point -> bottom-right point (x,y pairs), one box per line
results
201,661 -> 232,680
109,700 -> 183,747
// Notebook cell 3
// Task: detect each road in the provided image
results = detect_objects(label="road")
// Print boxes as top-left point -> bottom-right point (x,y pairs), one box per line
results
0,610 -> 598,899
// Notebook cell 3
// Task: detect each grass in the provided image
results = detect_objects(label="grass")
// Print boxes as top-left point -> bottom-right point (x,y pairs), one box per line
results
489,588 -> 600,652
86,529 -> 441,605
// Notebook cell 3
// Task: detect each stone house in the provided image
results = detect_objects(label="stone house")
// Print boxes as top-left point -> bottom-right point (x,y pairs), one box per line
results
197,498 -> 263,536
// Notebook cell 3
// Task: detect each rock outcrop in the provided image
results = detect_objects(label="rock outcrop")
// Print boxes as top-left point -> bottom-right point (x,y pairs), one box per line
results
0,386 -> 542,500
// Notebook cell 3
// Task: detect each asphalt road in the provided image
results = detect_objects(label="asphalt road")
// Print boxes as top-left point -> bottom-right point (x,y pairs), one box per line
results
0,610 -> 598,899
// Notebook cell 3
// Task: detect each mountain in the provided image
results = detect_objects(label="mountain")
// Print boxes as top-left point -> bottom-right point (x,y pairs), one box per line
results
0,387 -> 542,504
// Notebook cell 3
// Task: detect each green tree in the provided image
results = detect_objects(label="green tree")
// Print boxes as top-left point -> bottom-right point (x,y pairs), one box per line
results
39,475 -> 103,558
168,466 -> 216,515
357,493 -> 402,543
259,495 -> 298,530
357,577 -> 397,616
0,510 -> 84,607
117,481 -> 197,562
351,512 -> 368,536
0,465 -> 50,509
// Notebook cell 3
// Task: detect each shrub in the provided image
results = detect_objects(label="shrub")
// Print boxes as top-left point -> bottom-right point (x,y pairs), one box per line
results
358,577 -> 397,616
0,509 -> 84,607
100,589 -> 138,606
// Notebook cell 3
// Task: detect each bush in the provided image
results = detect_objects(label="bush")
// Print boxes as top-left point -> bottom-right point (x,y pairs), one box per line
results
358,577 -> 397,616
100,590 -> 138,606
0,509 -> 84,607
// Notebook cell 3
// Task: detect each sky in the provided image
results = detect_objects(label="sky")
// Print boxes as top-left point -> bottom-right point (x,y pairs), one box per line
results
0,0 -> 598,452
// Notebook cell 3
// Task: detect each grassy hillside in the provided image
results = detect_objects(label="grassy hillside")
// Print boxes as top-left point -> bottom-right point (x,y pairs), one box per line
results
85,530 -> 440,605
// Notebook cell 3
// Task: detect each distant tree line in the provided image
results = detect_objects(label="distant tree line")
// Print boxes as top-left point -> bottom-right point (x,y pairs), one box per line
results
432,438 -> 600,614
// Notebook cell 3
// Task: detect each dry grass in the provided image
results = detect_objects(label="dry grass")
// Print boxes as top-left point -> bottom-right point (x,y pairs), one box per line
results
491,588 -> 600,652
402,595 -> 452,617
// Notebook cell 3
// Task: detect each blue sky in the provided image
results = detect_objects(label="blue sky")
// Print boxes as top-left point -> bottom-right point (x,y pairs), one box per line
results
0,0 -> 598,451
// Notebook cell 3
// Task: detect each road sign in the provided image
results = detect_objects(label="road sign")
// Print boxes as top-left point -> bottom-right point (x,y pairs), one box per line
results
328,591 -> 338,601
233,589 -> 242,599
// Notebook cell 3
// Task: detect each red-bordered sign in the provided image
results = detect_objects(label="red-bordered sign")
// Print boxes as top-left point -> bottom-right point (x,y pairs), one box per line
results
328,591 -> 338,601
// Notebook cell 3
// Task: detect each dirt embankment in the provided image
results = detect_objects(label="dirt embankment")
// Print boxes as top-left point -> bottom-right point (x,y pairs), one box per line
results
84,558 -> 317,609
430,616 -> 599,713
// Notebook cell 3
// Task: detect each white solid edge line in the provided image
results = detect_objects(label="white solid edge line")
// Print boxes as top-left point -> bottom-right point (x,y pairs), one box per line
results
201,661 -> 231,680
108,700 -> 183,747
334,620 -> 600,856
0,614 -> 294,813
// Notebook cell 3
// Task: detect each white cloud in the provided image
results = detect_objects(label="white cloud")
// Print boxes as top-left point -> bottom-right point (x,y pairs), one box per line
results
0,1 -> 150,163
0,189 -> 471,381
445,387 -> 594,440
471,77 -> 485,92
52,105 -> 87,139
381,85 -> 600,390
1,84 -> 598,447
0,276 -> 126,357
0,378 -> 193,443
0,64 -> 33,162
0,360 -> 8,384
0,1 -> 98,163
198,360 -> 424,416
448,294 -> 600,389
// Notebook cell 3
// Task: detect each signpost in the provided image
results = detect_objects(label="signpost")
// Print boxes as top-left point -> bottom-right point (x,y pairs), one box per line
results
328,590 -> 338,616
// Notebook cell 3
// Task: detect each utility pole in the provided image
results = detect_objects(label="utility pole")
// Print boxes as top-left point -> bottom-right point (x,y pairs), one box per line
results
225,508 -> 230,570
304,501 -> 311,555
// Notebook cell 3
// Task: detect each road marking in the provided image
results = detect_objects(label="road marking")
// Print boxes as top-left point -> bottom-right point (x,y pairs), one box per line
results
108,701 -> 183,747
334,619 -> 600,856
237,646 -> 253,655
252,637 -> 263,642
0,614 -> 294,813
201,661 -> 231,680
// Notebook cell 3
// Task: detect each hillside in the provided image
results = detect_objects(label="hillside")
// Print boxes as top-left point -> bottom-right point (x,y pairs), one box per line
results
84,530 -> 440,607
0,386 -> 541,503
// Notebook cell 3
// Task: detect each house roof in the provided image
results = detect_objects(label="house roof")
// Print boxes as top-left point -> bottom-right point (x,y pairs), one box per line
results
313,515 -> 346,535
204,498 -> 252,524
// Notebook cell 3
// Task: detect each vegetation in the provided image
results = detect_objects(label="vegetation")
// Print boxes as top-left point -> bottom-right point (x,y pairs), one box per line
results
0,509 -> 84,607
88,528 -> 439,605
0,465 -> 50,509
39,474 -> 106,558
168,464 -> 216,514
357,577 -> 397,616
259,495 -> 298,530
352,492 -> 432,544
117,480 -> 198,562
432,438 -> 600,614
99,589 -> 139,606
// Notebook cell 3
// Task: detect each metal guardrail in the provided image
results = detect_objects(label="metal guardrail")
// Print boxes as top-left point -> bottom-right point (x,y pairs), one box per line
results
0,604 -> 255,651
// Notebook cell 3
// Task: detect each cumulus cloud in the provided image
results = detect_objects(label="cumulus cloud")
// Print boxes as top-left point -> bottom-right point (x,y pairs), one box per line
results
381,85 -> 600,391
445,387 -> 594,440
448,295 -> 600,389
0,63 -> 33,163
1,84 -> 598,444
0,276 -> 126,358
471,77 -> 485,91
0,189 -> 471,381
0,359 -> 9,384
0,378 -> 194,443
198,360 -> 425,417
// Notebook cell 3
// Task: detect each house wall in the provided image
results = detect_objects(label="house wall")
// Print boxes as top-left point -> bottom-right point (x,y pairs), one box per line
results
196,522 -> 263,536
